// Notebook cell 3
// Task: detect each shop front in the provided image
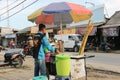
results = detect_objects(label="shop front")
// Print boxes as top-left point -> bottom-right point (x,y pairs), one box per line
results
3,34 -> 16,48
99,11 -> 120,50
76,27 -> 97,44
101,27 -> 120,49
17,26 -> 38,48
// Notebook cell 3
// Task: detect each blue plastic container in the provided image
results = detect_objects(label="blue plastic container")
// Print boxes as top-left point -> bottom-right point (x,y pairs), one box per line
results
33,76 -> 48,80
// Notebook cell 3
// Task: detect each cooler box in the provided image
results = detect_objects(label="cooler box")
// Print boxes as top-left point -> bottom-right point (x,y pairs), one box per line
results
33,76 -> 48,80
55,54 -> 70,76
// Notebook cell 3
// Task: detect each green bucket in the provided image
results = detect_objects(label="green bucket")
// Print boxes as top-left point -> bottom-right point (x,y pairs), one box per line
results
55,54 -> 70,76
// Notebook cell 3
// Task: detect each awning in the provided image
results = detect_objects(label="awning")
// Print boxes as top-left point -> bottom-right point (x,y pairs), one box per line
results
17,26 -> 38,34
5,34 -> 16,38
17,27 -> 30,34
99,24 -> 120,28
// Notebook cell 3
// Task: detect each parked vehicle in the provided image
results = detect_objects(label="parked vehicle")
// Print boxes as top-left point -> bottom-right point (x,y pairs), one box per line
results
0,50 -> 25,68
0,46 -> 6,52
54,34 -> 82,52
99,42 -> 112,53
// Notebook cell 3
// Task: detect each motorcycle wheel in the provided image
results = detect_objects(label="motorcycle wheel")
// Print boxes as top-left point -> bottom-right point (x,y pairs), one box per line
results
13,56 -> 23,68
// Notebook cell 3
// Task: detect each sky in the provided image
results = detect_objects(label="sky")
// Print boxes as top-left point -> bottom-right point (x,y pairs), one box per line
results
0,0 -> 120,29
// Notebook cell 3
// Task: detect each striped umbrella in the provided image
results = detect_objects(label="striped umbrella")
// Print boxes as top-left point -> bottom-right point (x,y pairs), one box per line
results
28,2 -> 93,25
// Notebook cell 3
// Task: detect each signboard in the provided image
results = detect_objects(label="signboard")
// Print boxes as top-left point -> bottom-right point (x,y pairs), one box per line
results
57,28 -> 76,34
77,27 -> 97,35
71,55 -> 86,80
30,27 -> 38,33
103,28 -> 119,36
46,29 -> 53,33
1,28 -> 13,34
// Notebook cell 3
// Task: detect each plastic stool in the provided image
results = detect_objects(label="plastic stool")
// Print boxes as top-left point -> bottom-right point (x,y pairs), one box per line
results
33,76 -> 48,80
56,75 -> 70,80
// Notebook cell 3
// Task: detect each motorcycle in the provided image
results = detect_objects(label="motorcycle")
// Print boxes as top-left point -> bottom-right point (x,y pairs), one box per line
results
99,42 -> 113,53
0,50 -> 25,68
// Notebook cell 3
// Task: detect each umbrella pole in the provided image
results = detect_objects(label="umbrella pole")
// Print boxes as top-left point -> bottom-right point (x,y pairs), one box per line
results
60,21 -> 65,52
60,14 -> 64,53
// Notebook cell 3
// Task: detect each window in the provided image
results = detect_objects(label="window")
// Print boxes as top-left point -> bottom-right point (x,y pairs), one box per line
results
68,36 -> 74,40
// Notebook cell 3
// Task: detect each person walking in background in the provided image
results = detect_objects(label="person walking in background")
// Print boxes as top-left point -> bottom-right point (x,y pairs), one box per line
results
32,24 -> 60,77
28,36 -> 34,48
27,36 -> 34,56
9,39 -> 15,48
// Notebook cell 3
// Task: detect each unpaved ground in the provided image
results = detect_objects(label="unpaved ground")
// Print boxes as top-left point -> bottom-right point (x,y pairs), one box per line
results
0,56 -> 120,80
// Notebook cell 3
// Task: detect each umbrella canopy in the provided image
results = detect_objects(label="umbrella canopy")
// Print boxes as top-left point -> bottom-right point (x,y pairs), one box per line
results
28,2 -> 93,24
28,7 -> 45,22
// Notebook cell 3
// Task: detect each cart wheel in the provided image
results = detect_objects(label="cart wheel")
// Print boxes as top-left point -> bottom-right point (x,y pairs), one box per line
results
13,56 -> 23,68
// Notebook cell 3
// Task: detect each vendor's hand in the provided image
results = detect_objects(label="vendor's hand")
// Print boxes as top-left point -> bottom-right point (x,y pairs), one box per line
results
55,48 -> 60,54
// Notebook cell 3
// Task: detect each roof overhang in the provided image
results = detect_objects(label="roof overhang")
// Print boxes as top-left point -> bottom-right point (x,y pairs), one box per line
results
99,24 -> 120,28
69,22 -> 104,28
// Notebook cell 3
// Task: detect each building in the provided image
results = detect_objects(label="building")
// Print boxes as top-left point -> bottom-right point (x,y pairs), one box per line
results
0,27 -> 17,47
100,11 -> 120,49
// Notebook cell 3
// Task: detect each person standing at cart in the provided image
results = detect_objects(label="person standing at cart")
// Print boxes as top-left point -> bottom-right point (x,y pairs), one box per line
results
32,24 -> 60,77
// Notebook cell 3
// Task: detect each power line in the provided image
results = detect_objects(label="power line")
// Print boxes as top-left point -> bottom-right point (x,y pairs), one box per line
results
0,0 -> 18,10
0,0 -> 27,16
0,0 -> 39,22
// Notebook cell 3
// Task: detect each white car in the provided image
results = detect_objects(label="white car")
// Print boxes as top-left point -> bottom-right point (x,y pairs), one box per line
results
54,34 -> 82,52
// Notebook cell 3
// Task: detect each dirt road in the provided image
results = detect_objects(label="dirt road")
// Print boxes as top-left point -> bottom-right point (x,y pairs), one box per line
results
0,56 -> 120,80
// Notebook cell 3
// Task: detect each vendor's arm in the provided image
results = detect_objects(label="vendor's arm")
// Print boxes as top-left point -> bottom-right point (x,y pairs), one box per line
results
42,36 -> 55,53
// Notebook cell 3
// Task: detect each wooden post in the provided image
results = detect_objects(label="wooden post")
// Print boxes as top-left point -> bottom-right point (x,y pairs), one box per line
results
79,20 -> 93,55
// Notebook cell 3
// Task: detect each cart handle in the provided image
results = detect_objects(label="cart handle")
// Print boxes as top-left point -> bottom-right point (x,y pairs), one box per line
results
70,55 -> 95,59
50,55 -> 95,59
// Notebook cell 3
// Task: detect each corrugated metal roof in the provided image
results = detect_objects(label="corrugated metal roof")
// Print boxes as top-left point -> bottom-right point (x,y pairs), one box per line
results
106,11 -> 120,25
100,11 -> 120,28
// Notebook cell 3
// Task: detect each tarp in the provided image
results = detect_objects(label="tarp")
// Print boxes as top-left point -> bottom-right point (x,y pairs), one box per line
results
103,27 -> 119,36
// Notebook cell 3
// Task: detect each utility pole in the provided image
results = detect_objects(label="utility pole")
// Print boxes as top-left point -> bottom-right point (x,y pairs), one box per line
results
0,0 -> 1,27
7,0 -> 9,27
